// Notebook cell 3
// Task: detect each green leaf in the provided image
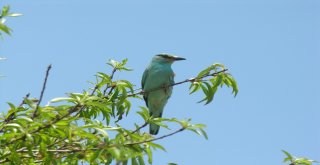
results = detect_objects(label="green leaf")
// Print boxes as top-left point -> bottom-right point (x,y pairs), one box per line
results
131,158 -> 139,165
107,59 -> 118,68
95,128 -> 109,138
197,67 -> 211,78
26,133 -> 33,142
225,73 -> 239,97
189,81 -> 201,94
1,6 -> 10,17
0,22 -> 11,35
152,118 -> 169,129
137,155 -> 145,165
5,123 -> 22,129
90,149 -> 104,163
148,142 -> 166,152
109,88 -> 119,102
7,13 -> 22,17
119,58 -> 132,71
50,97 -> 73,103
199,128 -> 208,140
146,145 -> 153,164
212,63 -> 225,70
108,147 -> 121,159
203,82 -> 214,105
197,63 -> 225,78
16,116 -> 33,122
211,74 -> 223,89
137,106 -> 150,121
197,81 -> 215,105
295,158 -> 318,165
282,150 -> 293,162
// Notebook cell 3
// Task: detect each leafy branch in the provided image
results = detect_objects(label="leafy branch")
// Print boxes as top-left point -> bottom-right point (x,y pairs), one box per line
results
0,5 -> 21,37
0,58 -> 237,164
282,150 -> 318,165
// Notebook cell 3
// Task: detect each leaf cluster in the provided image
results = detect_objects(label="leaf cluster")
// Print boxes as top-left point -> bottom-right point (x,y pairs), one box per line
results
282,150 -> 318,165
0,5 -> 21,37
189,63 -> 238,105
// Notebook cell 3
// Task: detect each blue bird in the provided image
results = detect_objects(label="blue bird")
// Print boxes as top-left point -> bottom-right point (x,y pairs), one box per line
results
142,54 -> 186,135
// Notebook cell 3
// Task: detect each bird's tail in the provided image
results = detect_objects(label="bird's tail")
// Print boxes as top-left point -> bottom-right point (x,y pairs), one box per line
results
149,110 -> 163,135
150,123 -> 160,135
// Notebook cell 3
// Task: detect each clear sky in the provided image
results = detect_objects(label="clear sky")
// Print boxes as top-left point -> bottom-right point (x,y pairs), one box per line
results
1,0 -> 319,164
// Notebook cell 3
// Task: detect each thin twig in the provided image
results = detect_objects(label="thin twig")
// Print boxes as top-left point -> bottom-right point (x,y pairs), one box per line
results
19,93 -> 30,107
103,68 -> 117,96
131,122 -> 148,135
106,86 -> 115,97
32,64 -> 52,118
123,122 -> 148,138
125,127 -> 186,145
17,149 -> 84,153
110,68 -> 117,80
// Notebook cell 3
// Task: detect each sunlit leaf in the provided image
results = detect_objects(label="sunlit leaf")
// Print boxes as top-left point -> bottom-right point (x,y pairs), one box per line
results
50,97 -> 73,103
146,145 -> 153,164
137,155 -> 145,165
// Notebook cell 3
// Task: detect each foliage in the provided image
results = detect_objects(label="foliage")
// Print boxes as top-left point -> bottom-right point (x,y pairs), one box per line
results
0,5 -> 21,38
0,5 -> 21,77
0,58 -> 238,164
189,63 -> 238,104
282,150 -> 318,165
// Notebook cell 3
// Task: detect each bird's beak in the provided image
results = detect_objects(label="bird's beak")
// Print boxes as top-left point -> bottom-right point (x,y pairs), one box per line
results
173,56 -> 186,61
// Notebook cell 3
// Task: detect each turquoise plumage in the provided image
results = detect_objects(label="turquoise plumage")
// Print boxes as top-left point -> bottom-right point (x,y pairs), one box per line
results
142,54 -> 186,135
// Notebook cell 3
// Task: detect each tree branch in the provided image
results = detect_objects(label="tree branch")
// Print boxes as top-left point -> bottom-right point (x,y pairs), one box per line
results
17,149 -> 84,153
123,122 -> 148,138
125,127 -> 186,146
32,64 -> 52,119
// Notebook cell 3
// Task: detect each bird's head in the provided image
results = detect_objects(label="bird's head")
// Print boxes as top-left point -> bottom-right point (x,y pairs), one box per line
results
152,54 -> 186,64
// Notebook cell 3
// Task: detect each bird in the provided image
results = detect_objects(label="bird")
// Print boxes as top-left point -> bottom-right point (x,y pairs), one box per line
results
141,54 -> 186,135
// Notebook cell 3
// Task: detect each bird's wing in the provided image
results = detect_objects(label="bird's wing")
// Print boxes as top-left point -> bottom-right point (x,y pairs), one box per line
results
166,73 -> 175,99
169,73 -> 175,85
141,67 -> 149,106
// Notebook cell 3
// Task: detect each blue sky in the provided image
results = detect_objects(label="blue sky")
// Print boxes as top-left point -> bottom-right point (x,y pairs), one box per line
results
1,0 -> 319,164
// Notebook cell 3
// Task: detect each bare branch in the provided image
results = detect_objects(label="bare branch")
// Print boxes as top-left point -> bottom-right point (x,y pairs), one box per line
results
32,64 -> 52,118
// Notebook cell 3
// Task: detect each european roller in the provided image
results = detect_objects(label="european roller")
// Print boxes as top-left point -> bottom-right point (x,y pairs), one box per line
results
142,54 -> 186,135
